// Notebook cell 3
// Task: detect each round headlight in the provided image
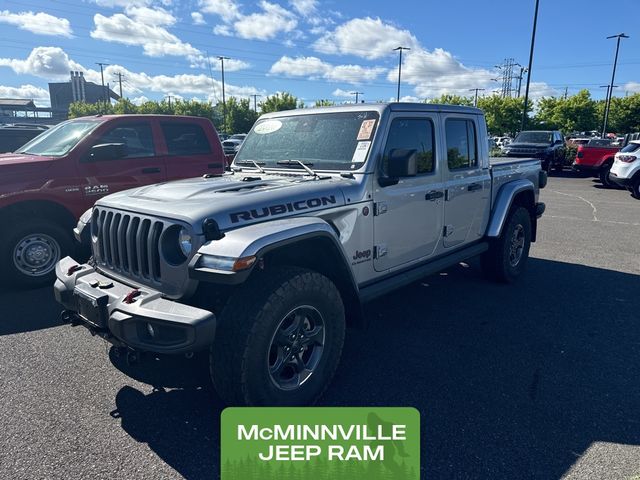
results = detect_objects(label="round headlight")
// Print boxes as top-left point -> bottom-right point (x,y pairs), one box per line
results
178,228 -> 192,257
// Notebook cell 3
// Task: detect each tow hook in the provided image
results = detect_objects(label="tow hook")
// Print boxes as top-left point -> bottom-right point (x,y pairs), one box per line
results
113,346 -> 141,366
59,310 -> 82,326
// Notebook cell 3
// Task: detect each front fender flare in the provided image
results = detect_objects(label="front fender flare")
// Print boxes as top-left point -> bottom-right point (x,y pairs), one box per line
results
486,179 -> 535,238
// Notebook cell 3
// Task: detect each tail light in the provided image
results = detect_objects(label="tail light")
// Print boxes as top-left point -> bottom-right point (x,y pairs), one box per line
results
618,155 -> 637,163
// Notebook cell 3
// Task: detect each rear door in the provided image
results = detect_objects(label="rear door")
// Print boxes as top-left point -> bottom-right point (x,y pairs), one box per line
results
373,113 -> 444,272
160,121 -> 224,180
77,120 -> 166,210
442,115 -> 491,248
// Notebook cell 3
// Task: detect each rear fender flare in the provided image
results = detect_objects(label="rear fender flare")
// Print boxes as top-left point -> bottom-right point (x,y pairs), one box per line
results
486,179 -> 535,238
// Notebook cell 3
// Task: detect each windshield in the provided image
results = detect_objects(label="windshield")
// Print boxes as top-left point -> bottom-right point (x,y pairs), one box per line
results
235,111 -> 380,170
16,120 -> 100,156
515,131 -> 552,144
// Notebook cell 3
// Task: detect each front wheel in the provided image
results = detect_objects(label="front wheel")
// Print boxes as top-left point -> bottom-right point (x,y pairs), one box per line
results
0,219 -> 73,288
599,164 -> 613,187
210,266 -> 346,406
482,207 -> 532,283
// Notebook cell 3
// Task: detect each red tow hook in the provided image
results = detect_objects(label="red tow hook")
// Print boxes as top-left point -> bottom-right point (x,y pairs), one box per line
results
123,289 -> 141,304
67,264 -> 82,276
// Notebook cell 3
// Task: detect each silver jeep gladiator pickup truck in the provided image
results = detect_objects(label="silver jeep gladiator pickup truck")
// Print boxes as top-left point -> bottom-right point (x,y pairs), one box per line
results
55,103 -> 546,406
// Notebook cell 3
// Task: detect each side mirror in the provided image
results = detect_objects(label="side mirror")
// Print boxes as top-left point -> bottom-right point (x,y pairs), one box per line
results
554,139 -> 563,145
379,149 -> 418,187
85,143 -> 127,162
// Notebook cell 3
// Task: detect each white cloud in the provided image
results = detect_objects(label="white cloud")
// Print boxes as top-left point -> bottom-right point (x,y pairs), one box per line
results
91,13 -> 200,57
0,10 -> 72,37
191,12 -> 205,25
92,0 -> 151,7
234,1 -> 297,40
0,46 -> 83,80
270,56 -> 384,84
332,88 -> 354,98
199,0 -> 241,22
622,82 -> 640,94
314,17 -> 418,60
131,95 -> 149,105
189,55 -> 250,72
0,84 -> 50,105
527,82 -> 559,100
213,24 -> 232,36
125,6 -> 175,26
289,0 -> 317,16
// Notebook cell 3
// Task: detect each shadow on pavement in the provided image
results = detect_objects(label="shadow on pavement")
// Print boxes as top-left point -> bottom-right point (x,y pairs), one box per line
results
104,257 -> 639,479
0,286 -> 61,335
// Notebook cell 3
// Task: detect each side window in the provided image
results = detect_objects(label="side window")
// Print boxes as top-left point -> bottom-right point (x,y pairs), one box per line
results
446,119 -> 477,170
94,123 -> 154,158
382,118 -> 435,175
161,123 -> 212,156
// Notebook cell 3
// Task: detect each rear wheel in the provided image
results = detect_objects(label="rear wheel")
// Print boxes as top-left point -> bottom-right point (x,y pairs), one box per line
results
0,219 -> 73,288
210,266 -> 345,406
631,177 -> 640,199
599,163 -> 613,187
482,207 -> 532,283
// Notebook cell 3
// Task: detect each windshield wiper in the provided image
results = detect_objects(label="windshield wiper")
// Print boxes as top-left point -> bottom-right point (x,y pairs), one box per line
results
235,160 -> 265,173
276,160 -> 317,177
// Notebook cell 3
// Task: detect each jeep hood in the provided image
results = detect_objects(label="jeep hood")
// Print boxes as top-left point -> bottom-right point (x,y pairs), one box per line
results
96,172 -> 356,231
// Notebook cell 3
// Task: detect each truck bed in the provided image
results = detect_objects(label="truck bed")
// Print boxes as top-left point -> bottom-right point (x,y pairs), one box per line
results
489,156 -> 542,206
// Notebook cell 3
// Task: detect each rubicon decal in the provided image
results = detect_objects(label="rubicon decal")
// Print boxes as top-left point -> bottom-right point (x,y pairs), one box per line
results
230,195 -> 337,223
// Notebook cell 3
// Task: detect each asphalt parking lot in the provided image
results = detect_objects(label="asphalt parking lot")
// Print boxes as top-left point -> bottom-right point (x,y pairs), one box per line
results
0,173 -> 638,480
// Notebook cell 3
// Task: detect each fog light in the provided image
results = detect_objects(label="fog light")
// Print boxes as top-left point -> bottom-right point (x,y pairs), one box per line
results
146,323 -> 156,338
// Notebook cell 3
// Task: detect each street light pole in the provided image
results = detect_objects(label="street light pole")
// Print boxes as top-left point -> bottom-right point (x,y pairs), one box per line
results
521,0 -> 539,132
218,56 -> 230,130
393,47 -> 410,102
250,94 -> 261,112
602,33 -> 629,138
516,66 -> 528,97
468,88 -> 485,107
96,62 -> 109,104
350,91 -> 364,103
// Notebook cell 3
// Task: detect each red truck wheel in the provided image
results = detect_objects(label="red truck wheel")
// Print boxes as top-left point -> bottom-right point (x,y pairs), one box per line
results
599,164 -> 613,187
0,220 -> 73,288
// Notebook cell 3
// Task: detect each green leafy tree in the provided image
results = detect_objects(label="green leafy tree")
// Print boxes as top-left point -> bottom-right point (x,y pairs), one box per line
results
605,93 -> 640,133
534,89 -> 598,133
259,92 -> 299,113
314,99 -> 335,107
427,94 -> 474,107
68,101 -> 110,118
112,98 -> 138,114
477,95 -> 526,136
223,97 -> 259,133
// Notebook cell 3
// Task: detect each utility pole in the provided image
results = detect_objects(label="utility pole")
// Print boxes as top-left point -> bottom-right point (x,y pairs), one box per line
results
516,66 -> 528,97
393,47 -> 411,102
469,88 -> 485,107
600,84 -> 617,136
113,72 -> 124,99
350,91 -> 364,103
602,33 -> 629,138
218,56 -> 230,130
496,58 -> 516,98
164,95 -> 174,109
521,0 -> 540,132
250,94 -> 261,112
96,62 -> 109,104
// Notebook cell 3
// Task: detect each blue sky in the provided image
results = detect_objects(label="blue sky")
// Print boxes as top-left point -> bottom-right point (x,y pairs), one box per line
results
0,0 -> 639,108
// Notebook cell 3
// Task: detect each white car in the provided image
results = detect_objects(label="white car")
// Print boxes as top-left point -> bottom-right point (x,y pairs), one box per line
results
609,140 -> 640,198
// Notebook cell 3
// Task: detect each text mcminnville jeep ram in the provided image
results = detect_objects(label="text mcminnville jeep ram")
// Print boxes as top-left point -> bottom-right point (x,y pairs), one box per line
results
54,103 -> 547,406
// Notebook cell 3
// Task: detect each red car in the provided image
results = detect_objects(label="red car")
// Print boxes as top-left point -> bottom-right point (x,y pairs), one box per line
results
0,114 -> 225,287
572,138 -> 620,186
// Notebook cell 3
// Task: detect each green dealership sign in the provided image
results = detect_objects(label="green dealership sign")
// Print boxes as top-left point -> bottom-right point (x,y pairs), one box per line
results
221,407 -> 420,480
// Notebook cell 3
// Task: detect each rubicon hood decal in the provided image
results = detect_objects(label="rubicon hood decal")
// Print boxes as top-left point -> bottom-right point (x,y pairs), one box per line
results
230,195 -> 338,223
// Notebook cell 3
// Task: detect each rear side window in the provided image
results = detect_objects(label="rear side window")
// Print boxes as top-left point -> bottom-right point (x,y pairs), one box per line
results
620,142 -> 640,153
95,123 -> 155,158
382,118 -> 435,175
161,123 -> 212,156
446,119 -> 478,170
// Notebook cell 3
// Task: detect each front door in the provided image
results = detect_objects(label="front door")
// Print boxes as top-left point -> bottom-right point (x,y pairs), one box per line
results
373,114 -> 444,272
442,116 -> 491,248
78,120 -> 166,211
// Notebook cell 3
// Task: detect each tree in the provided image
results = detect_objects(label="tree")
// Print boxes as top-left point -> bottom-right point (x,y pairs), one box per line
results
259,92 -> 299,113
112,98 -> 137,114
68,101 -> 109,118
605,93 -> 640,134
534,89 -> 598,133
477,95 -> 526,136
314,99 -> 335,107
427,94 -> 474,107
223,97 -> 259,133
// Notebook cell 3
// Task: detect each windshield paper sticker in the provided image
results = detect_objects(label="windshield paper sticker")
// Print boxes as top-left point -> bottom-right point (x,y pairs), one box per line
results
254,120 -> 282,135
352,141 -> 371,163
357,119 -> 376,140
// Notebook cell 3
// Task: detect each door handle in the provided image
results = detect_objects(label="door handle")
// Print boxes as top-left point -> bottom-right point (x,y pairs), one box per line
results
425,190 -> 444,201
142,167 -> 161,174
467,183 -> 483,192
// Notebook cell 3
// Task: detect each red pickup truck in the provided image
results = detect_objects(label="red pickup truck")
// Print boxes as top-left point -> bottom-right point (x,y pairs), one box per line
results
0,114 -> 225,287
572,138 -> 620,186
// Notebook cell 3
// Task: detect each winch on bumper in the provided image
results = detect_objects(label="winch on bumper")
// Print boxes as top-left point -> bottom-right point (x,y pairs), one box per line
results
54,256 -> 216,354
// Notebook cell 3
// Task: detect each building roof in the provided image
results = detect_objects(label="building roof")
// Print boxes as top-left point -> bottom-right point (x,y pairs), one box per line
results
0,99 -> 37,108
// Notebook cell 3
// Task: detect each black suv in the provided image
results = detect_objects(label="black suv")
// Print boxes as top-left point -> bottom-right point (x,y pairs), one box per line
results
502,130 -> 565,173
0,124 -> 49,153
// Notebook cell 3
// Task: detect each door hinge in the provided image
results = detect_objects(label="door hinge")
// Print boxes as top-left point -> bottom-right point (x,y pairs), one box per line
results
443,225 -> 454,237
373,202 -> 388,216
374,244 -> 387,258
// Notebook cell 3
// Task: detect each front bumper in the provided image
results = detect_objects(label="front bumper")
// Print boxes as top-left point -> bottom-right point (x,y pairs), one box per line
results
54,256 -> 216,354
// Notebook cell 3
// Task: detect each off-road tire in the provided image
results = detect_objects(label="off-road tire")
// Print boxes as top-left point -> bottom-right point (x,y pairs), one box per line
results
0,219 -> 73,288
210,266 -> 346,406
482,207 -> 532,283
